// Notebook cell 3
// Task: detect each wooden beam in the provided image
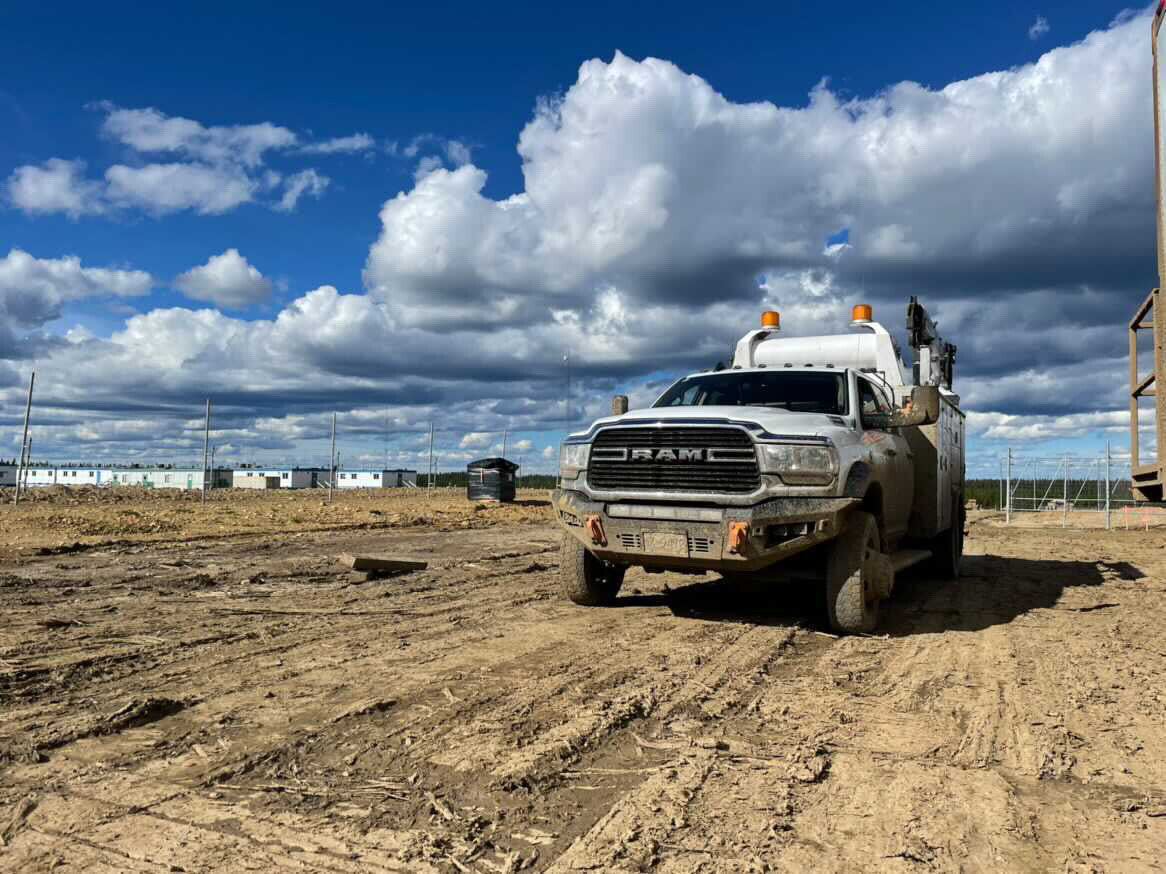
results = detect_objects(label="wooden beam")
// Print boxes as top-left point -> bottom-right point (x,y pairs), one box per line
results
1130,288 -> 1159,330
338,554 -> 428,574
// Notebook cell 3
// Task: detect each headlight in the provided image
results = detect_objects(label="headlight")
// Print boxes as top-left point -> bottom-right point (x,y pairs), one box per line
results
560,442 -> 591,477
756,443 -> 837,485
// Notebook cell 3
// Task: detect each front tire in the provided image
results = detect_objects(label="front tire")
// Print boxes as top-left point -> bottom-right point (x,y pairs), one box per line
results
825,512 -> 882,634
560,534 -> 625,606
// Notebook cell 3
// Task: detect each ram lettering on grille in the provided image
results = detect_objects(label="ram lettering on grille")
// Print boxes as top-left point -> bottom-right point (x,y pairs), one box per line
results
588,427 -> 761,494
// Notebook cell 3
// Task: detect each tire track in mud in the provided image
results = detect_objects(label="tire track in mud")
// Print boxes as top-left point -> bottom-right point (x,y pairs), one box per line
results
5,526 -> 819,872
7,515 -> 1166,872
0,544 -> 566,757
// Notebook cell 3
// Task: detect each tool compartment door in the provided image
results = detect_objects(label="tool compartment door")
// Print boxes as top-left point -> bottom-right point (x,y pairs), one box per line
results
904,395 -> 965,539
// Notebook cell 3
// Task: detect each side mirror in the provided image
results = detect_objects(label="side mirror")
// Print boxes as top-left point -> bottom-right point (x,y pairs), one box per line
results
865,385 -> 940,429
612,395 -> 629,416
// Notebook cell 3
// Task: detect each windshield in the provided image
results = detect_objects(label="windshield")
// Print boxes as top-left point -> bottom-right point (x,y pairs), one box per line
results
653,370 -> 848,415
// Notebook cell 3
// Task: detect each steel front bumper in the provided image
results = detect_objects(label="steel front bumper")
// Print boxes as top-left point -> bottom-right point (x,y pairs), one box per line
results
552,488 -> 859,572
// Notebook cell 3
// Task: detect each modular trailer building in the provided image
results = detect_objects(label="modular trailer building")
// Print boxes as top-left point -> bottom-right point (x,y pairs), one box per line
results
105,468 -> 233,489
332,469 -> 418,489
13,466 -> 233,490
233,468 -> 323,489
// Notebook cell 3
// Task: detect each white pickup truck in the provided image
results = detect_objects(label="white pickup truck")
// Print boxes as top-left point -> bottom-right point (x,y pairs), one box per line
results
552,299 -> 964,634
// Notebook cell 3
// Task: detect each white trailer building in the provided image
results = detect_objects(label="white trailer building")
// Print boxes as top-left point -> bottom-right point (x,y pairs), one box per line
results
106,467 -> 233,490
333,469 -> 417,489
54,467 -> 111,486
233,468 -> 323,489
23,468 -> 60,487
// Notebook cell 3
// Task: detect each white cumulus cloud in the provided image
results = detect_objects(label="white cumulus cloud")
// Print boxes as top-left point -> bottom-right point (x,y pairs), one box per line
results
0,249 -> 153,358
105,163 -> 258,215
277,169 -> 330,211
1,10 -> 1159,465
8,106 -> 368,217
174,249 -> 273,309
6,159 -> 106,217
299,133 -> 375,154
99,104 -> 298,167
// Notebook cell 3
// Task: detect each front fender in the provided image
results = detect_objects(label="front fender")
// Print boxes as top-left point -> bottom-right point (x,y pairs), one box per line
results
842,461 -> 873,498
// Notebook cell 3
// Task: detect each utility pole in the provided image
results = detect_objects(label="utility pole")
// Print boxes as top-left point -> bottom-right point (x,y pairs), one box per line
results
329,413 -> 337,503
1105,442 -> 1112,530
1005,448 -> 1012,524
14,371 -> 34,505
20,437 -> 33,496
210,445 -> 216,491
502,428 -> 508,459
427,421 -> 435,496
201,399 -> 211,503
564,349 -> 571,433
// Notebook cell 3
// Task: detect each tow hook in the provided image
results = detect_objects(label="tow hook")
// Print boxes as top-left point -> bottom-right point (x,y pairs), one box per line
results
585,514 -> 607,546
727,521 -> 749,554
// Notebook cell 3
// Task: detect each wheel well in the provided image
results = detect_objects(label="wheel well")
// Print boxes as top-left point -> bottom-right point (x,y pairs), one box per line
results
861,483 -> 883,521
843,461 -> 872,498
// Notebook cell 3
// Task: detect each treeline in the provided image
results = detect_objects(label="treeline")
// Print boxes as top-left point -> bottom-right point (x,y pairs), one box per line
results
417,473 -> 557,489
965,478 -> 1132,509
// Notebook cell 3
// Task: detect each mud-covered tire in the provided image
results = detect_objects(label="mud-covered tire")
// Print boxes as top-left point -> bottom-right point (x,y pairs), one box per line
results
825,511 -> 881,634
560,534 -> 625,606
932,495 -> 964,579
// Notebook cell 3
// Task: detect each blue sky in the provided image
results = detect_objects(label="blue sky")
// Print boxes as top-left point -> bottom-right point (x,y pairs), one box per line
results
0,2 -> 1155,473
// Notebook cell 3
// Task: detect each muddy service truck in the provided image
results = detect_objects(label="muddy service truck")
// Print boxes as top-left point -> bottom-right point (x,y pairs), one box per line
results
553,299 -> 964,634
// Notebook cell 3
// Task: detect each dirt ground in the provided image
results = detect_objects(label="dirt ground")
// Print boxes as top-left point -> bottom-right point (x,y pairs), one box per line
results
1,490 -> 1165,872
0,487 -> 548,560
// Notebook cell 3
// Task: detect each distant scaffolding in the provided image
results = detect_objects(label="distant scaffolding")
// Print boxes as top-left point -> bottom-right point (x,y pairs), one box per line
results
1130,289 -> 1166,501
1133,6 -> 1166,501
999,450 -> 1159,529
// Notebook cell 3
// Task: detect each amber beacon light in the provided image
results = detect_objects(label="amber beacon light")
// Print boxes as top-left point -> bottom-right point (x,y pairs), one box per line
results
761,310 -> 780,328
852,303 -> 873,322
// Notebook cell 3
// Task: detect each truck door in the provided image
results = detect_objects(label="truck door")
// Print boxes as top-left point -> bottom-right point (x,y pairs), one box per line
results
857,377 -> 914,541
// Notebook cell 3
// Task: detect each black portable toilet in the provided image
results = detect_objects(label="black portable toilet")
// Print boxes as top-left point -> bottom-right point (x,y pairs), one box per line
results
466,457 -> 519,502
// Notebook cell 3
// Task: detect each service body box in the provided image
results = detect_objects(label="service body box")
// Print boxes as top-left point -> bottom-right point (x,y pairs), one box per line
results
904,393 -> 965,539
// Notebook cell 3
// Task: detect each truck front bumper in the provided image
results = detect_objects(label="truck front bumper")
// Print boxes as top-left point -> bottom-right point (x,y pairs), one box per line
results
553,489 -> 859,573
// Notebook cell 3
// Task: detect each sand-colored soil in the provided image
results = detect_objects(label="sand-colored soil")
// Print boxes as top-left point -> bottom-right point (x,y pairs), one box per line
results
0,486 -> 549,558
1,498 -> 1164,871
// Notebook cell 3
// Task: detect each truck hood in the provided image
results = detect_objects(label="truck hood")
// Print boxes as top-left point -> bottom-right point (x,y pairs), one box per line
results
574,405 -> 851,441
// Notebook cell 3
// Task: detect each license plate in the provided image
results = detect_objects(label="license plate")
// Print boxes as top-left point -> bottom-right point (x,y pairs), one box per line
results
644,532 -> 689,557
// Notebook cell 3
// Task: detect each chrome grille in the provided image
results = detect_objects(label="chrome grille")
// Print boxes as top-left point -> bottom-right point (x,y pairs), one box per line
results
588,427 -> 760,494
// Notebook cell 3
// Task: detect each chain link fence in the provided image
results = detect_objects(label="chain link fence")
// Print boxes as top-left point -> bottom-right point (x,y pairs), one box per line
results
982,449 -> 1166,529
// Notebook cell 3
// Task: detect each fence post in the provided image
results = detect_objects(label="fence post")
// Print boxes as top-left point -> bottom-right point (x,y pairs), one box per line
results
1105,443 -> 1111,530
1005,448 -> 1012,523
